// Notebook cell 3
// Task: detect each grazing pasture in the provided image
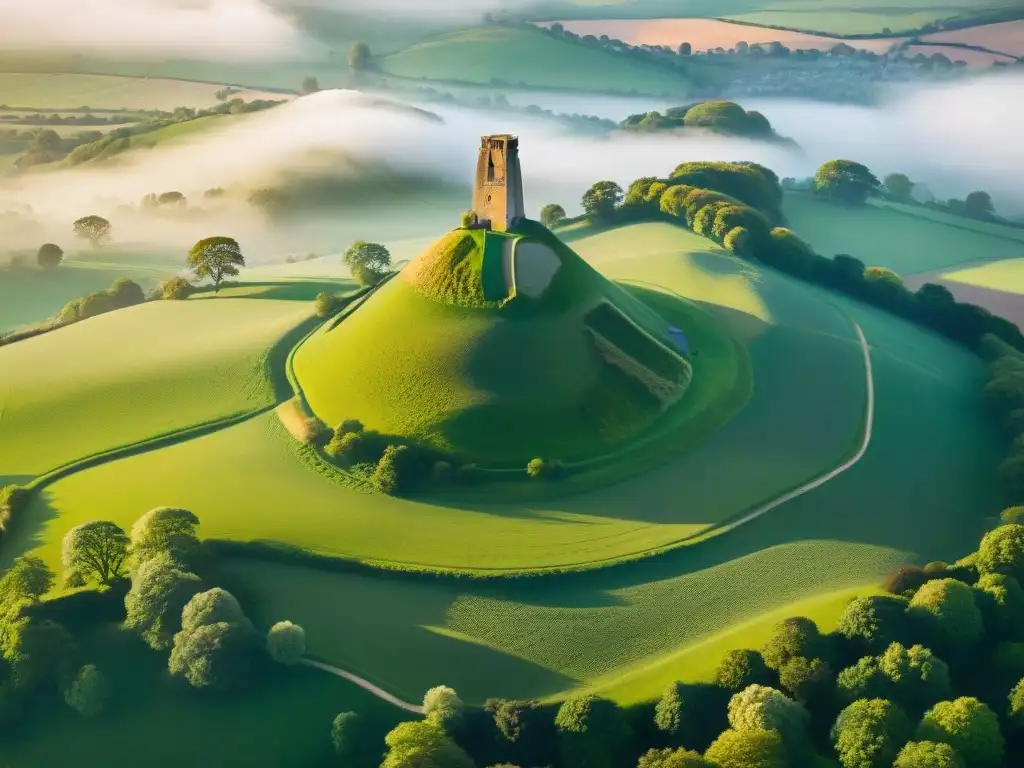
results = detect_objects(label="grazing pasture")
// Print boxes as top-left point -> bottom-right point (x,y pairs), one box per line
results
921,19 -> 1024,56
379,26 -> 693,95
904,44 -> 1015,66
0,72 -> 289,110
783,194 -> 1024,276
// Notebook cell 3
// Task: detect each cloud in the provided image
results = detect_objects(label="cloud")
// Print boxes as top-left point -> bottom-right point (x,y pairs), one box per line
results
0,0 -> 306,60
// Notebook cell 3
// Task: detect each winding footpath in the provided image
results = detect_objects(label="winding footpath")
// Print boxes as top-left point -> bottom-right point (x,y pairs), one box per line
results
300,659 -> 424,714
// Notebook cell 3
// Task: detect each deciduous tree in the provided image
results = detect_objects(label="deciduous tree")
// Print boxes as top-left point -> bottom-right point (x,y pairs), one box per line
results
540,203 -> 566,229
267,620 -> 305,665
380,721 -> 474,768
916,697 -> 1004,768
715,649 -> 773,692
893,741 -> 963,768
187,236 -> 244,293
64,664 -> 110,717
129,506 -> 201,568
37,243 -> 63,269
61,521 -> 129,587
123,551 -> 202,650
343,241 -> 391,287
581,181 -> 623,220
704,728 -> 788,768
73,215 -> 111,246
814,160 -> 880,205
831,698 -> 911,768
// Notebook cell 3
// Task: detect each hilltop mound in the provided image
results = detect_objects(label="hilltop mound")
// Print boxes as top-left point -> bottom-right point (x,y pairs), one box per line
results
620,100 -> 797,147
294,221 -> 695,464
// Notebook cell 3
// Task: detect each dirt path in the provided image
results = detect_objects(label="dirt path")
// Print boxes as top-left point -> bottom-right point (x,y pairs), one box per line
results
300,659 -> 425,714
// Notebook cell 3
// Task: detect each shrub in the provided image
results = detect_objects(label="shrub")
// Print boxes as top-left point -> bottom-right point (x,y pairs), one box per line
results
526,457 -> 567,481
107,278 -> 145,308
337,419 -> 364,436
63,664 -> 110,717
326,431 -> 368,465
332,711 -> 364,761
916,698 -> 1004,768
654,682 -> 685,740
460,210 -> 476,228
372,448 -> 402,495
723,226 -> 750,256
314,292 -> 337,317
303,417 -> 332,447
160,275 -> 193,300
267,620 -> 305,665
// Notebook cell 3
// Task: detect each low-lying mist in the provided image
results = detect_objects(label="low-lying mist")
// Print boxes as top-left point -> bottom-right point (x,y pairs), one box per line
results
2,71 -> 1021,264
0,0 -> 308,59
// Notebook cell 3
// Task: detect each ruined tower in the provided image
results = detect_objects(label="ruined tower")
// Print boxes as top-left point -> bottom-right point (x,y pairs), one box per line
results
472,134 -> 525,232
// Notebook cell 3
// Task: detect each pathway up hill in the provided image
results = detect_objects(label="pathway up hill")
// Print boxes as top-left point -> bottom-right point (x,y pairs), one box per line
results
293,219 -> 697,466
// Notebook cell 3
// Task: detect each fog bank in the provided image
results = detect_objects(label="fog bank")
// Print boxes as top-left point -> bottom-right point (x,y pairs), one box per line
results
0,0 -> 306,59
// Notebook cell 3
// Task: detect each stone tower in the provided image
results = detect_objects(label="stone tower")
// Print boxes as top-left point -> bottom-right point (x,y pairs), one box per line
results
472,134 -> 525,232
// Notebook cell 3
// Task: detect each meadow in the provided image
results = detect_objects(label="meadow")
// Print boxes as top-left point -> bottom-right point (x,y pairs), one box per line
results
940,258 -> 1024,295
921,19 -> 1024,55
0,295 -> 314,483
0,72 -> 287,110
378,26 -> 693,95
782,193 -> 1024,276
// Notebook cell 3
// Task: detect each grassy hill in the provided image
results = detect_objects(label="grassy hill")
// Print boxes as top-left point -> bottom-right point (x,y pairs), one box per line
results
294,223 -> 700,465
378,26 -> 693,95
783,193 -> 1024,276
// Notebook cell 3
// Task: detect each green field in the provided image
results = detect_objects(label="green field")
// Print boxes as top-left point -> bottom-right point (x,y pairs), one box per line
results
783,194 -> 1024,276
379,26 -> 693,95
0,623 -> 408,768
0,295 -> 314,483
0,72 -> 287,110
942,258 -> 1024,294
0,257 -> 177,332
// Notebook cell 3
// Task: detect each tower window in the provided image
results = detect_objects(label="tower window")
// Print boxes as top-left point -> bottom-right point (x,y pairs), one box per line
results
487,154 -> 496,182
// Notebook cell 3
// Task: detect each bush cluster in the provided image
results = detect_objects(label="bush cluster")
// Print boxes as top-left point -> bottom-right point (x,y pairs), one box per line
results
56,277 -> 146,325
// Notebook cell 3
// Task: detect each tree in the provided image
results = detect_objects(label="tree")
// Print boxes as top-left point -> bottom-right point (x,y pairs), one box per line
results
129,506 -> 201,567
762,617 -> 829,670
61,521 -> 129,587
348,41 -> 372,71
638,747 -> 711,768
964,191 -> 995,220
267,621 -> 305,665
64,664 -> 110,717
814,160 -> 880,205
424,685 -> 465,733
37,243 -> 63,269
343,241 -> 391,287
973,573 -> 1024,640
73,215 -> 111,246
372,444 -> 406,495
554,695 -> 632,768
877,643 -> 951,712
883,565 -> 928,597
831,698 -> 911,768
168,620 -> 256,691
655,681 -> 685,740
460,210 -> 476,228
526,458 -> 566,481
0,555 -> 54,604
893,741 -> 963,768
123,551 -> 203,650
727,685 -> 808,744
247,187 -> 289,219
331,711 -> 366,763
917,698 -> 1004,768
581,181 -> 623,220
1009,678 -> 1024,727
703,728 -> 788,768
863,267 -> 903,288
907,578 -> 983,656
1002,506 -> 1024,525
976,524 -> 1024,581
157,191 -> 186,207
883,174 -> 914,202
837,595 -> 909,655
301,76 -> 320,94
837,657 -> 890,705
624,177 -> 660,207
1,618 -> 76,692
380,721 -> 474,768
678,43 -> 692,56
779,656 -> 833,707
180,588 -> 248,634
314,291 -> 337,317
187,236 -> 244,293
540,203 -> 566,229
715,649 -> 773,692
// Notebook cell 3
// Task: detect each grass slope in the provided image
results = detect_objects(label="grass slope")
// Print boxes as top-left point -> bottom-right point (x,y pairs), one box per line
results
0,258 -> 177,332
0,295 -> 311,481
0,72 -> 287,110
0,623 -> 407,768
379,26 -> 693,95
783,194 -> 1024,276
942,258 -> 1024,294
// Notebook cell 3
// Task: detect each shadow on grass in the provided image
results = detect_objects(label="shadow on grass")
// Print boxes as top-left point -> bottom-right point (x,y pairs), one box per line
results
0,488 -> 59,569
193,279 -> 355,303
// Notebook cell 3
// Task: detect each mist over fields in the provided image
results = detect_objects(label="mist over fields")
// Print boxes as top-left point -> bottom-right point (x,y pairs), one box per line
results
2,70 -> 1021,261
